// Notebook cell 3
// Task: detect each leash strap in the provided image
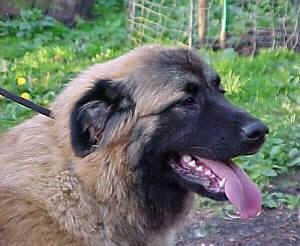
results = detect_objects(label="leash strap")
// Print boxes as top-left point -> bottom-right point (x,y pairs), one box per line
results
0,87 -> 54,119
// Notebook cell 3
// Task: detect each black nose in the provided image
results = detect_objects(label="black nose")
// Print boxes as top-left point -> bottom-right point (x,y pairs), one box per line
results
241,121 -> 269,141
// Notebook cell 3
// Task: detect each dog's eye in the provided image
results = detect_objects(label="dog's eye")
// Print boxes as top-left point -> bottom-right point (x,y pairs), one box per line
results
179,96 -> 196,106
219,88 -> 226,94
219,85 -> 226,94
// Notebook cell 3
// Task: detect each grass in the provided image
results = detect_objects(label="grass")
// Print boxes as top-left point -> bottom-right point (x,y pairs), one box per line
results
0,3 -> 299,209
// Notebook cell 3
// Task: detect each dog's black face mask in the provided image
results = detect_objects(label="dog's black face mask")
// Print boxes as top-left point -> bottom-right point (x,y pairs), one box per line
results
133,82 -> 268,219
153,84 -> 268,161
70,48 -> 268,220
129,50 -> 268,220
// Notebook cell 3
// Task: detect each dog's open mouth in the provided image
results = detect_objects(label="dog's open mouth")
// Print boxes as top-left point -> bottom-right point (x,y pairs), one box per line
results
169,154 -> 262,219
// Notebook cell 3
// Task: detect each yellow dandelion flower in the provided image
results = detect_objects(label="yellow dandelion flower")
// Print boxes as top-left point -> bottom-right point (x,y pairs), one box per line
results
20,92 -> 31,100
17,77 -> 26,86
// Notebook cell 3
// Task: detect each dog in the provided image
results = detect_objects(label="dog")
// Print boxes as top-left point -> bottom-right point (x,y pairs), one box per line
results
0,45 -> 268,246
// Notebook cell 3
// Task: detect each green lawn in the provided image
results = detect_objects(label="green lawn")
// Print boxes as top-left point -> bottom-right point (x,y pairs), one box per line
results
0,5 -> 299,209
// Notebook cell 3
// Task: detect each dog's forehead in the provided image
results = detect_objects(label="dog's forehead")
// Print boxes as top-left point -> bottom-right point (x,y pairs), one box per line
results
127,48 -> 218,114
137,48 -> 216,89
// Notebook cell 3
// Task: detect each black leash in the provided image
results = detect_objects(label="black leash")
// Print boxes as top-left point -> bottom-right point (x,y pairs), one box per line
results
0,87 -> 54,119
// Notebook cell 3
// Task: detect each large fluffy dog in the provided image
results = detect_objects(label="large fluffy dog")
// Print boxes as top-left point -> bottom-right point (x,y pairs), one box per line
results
0,45 -> 268,246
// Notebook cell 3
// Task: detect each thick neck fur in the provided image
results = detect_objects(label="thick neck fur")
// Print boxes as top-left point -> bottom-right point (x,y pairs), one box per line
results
74,144 -> 194,246
0,118 -> 191,246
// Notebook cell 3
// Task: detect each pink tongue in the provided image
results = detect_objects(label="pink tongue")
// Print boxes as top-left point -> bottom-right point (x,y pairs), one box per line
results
196,157 -> 262,219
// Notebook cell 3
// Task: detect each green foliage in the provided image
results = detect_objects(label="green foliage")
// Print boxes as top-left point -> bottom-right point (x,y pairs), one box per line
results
0,3 -> 128,131
263,192 -> 300,209
0,9 -> 68,59
207,0 -> 298,37
0,9 -> 66,38
93,0 -> 125,12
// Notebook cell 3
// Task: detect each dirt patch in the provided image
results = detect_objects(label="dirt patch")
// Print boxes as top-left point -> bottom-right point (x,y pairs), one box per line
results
176,170 -> 300,245
176,207 -> 299,246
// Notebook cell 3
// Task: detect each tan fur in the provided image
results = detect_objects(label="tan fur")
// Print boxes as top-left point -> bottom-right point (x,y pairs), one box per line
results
0,46 -> 194,246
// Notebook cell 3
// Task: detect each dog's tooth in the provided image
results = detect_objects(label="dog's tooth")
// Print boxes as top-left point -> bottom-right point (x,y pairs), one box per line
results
204,179 -> 210,186
188,160 -> 196,167
219,178 -> 226,188
204,169 -> 211,176
182,155 -> 192,163
196,165 -> 203,172
214,187 -> 221,193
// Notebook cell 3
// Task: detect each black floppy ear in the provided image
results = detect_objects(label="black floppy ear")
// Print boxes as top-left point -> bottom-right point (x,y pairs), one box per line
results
70,80 -> 134,157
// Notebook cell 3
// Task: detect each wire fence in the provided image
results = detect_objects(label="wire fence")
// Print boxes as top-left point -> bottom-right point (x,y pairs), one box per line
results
128,0 -> 300,55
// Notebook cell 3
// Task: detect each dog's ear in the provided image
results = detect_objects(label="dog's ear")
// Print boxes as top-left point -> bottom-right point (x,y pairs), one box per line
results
70,80 -> 134,157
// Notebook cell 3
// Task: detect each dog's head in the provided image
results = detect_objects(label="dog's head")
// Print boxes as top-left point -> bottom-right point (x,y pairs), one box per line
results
66,46 -> 268,219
